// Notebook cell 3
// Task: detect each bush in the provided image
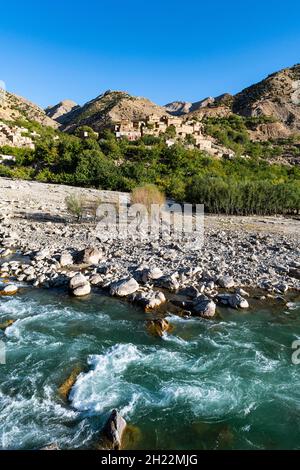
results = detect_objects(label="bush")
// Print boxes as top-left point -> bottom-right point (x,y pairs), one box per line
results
131,184 -> 166,212
65,193 -> 87,221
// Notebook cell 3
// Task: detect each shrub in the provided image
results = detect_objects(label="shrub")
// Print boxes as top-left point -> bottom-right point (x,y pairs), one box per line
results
65,193 -> 86,222
83,196 -> 103,221
131,184 -> 166,212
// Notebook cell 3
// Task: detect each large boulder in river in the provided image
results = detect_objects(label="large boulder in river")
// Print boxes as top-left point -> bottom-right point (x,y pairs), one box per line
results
69,273 -> 91,297
99,410 -> 127,450
110,278 -> 139,297
58,365 -> 82,401
78,246 -> 103,265
0,319 -> 15,330
146,319 -> 171,337
0,284 -> 18,296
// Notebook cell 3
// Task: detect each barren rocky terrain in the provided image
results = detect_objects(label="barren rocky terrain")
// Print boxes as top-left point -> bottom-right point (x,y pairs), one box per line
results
1,177 -> 299,316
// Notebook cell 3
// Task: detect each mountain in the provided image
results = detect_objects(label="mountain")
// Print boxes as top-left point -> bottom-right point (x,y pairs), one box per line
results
61,90 -> 168,132
165,94 -> 233,117
164,97 -> 216,116
45,99 -> 79,124
0,90 -> 58,128
233,64 -> 300,131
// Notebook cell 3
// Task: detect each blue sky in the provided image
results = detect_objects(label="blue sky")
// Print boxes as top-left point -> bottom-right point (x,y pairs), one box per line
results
1,0 -> 300,108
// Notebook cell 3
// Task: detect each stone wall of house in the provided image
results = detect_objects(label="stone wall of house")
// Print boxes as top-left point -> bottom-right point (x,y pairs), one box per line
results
0,122 -> 35,149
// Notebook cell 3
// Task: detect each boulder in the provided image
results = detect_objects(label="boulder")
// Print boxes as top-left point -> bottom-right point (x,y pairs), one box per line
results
0,284 -> 18,296
78,247 -> 103,265
110,278 -> 139,297
69,273 -> 91,297
73,283 -> 91,297
156,273 -> 179,292
59,251 -> 73,267
193,296 -> 216,318
35,248 -> 50,261
217,293 -> 249,309
0,319 -> 15,330
274,282 -> 289,293
99,410 -> 127,450
89,274 -> 103,286
146,319 -> 171,337
58,366 -> 82,401
228,294 -> 249,309
41,444 -> 60,450
0,248 -> 12,258
142,267 -> 164,283
132,290 -> 166,310
218,275 -> 235,289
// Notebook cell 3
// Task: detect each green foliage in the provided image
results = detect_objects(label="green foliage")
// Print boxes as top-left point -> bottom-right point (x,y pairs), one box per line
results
165,125 -> 177,138
186,176 -> 300,215
74,126 -> 98,139
65,193 -> 86,221
203,115 -> 300,160
3,121 -> 300,215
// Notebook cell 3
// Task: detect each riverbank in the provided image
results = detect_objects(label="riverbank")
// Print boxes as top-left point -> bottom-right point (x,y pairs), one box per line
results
1,177 -> 300,315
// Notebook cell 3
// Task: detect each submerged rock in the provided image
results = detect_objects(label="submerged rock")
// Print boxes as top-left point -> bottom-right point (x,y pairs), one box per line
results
0,319 -> 15,330
146,319 -> 171,337
110,278 -> 139,297
41,443 -> 60,450
99,410 -> 127,450
58,365 -> 82,401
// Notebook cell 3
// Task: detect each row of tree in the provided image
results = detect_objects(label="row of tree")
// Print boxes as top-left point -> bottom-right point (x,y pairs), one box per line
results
1,127 -> 300,215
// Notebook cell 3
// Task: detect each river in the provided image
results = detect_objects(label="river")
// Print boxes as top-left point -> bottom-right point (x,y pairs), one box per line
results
0,287 -> 300,449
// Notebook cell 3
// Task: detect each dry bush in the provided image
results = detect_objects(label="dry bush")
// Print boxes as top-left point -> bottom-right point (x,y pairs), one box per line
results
131,184 -> 165,213
84,197 -> 103,221
65,193 -> 87,222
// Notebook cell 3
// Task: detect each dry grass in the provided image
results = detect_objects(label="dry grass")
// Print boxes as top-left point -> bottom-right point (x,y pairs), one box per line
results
131,184 -> 165,213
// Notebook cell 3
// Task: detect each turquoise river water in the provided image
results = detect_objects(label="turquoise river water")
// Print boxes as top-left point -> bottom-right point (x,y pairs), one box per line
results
0,287 -> 300,450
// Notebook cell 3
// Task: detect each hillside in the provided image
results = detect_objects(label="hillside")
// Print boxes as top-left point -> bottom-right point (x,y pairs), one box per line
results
233,64 -> 300,132
0,90 -> 58,128
61,90 -> 168,132
45,99 -> 79,124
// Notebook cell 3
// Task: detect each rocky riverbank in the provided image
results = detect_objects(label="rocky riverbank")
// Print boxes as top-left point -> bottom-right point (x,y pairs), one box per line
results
1,177 -> 300,317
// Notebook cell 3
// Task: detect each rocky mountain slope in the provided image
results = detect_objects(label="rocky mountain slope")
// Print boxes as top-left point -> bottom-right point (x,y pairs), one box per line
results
165,94 -> 233,117
61,90 -> 168,132
0,91 -> 58,128
45,99 -> 79,124
233,64 -> 300,132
